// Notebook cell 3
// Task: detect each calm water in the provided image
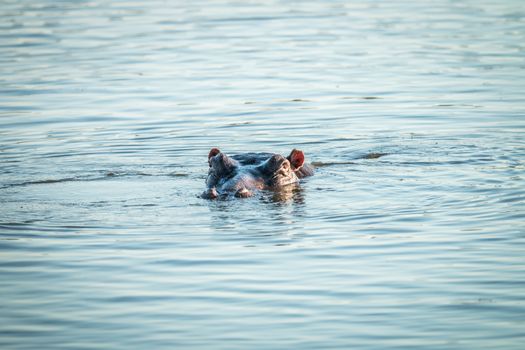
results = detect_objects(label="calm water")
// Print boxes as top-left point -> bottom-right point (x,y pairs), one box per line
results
1,0 -> 525,349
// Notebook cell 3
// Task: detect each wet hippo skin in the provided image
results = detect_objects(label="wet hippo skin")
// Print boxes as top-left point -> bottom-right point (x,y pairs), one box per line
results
202,148 -> 314,199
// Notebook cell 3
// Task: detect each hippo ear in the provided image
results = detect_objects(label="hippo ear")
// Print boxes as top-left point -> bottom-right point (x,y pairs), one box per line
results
288,149 -> 305,170
208,148 -> 221,165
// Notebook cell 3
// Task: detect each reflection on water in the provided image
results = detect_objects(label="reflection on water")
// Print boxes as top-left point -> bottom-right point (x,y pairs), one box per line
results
207,184 -> 306,237
264,183 -> 306,204
1,0 -> 525,349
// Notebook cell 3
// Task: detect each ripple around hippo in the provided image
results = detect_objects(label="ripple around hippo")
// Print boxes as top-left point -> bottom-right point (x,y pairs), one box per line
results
202,148 -> 314,199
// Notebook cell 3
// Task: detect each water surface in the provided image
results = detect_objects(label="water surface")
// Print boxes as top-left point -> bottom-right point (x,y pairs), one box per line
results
1,1 -> 525,349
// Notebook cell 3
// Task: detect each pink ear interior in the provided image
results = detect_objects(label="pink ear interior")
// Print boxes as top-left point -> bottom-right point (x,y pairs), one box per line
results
289,149 -> 305,169
208,148 -> 221,165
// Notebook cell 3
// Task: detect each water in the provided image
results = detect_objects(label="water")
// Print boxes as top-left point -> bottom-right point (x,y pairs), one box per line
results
1,0 -> 524,349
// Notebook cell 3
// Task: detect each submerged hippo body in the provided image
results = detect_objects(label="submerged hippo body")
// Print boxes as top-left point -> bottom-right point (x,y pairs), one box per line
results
202,148 -> 314,199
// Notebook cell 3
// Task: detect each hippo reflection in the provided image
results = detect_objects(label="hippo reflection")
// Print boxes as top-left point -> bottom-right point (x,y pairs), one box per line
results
202,148 -> 314,199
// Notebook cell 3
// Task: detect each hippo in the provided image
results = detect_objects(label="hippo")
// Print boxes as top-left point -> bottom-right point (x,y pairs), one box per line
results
202,148 -> 314,199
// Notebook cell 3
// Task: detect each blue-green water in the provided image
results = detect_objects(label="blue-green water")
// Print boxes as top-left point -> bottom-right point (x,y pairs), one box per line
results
1,1 -> 524,349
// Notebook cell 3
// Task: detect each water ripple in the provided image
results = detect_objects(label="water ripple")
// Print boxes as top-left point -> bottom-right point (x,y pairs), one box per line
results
1,0 -> 525,349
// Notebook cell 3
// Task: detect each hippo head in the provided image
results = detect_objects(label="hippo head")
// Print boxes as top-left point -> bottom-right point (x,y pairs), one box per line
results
260,149 -> 305,187
204,148 -> 308,199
